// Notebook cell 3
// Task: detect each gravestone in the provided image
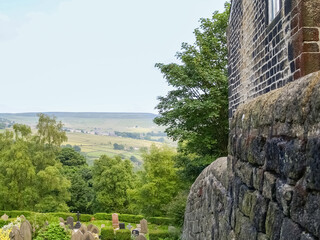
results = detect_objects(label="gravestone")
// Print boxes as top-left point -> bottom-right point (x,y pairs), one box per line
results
1,214 -> 8,221
90,225 -> 99,234
79,224 -> 87,234
87,224 -> 94,232
83,232 -> 95,240
71,230 -> 83,240
101,224 -> 105,228
132,229 -> 139,236
9,226 -> 22,240
59,222 -> 65,228
136,235 -> 147,240
19,215 -> 26,221
136,224 -> 141,231
59,217 -> 65,223
119,223 -> 125,229
67,216 -> 74,229
112,213 -> 119,228
140,219 -> 148,234
20,221 -> 32,240
127,224 -> 132,231
74,212 -> 81,229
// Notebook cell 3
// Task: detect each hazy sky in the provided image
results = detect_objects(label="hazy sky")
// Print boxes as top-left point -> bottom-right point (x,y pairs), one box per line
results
0,0 -> 226,113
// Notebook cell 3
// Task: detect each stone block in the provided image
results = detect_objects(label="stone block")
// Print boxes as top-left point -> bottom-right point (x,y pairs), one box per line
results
263,172 -> 277,200
279,218 -> 302,240
301,53 -> 320,76
265,202 -> 284,240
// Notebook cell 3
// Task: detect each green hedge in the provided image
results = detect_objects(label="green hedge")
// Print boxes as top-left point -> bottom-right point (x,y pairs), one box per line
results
0,210 -> 32,218
80,214 -> 92,222
115,229 -> 131,240
94,213 -> 112,220
46,212 -> 77,220
101,227 -> 115,240
149,230 -> 179,240
119,214 -> 143,223
0,219 -> 8,228
147,217 -> 173,225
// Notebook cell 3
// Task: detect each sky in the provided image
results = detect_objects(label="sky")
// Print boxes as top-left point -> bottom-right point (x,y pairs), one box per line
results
0,0 -> 227,113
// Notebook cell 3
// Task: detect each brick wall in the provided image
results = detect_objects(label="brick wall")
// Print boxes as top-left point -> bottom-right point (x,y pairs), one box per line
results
228,0 -> 320,118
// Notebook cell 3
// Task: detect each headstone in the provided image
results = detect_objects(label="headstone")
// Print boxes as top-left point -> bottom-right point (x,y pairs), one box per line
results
79,224 -> 87,234
71,230 -> 83,240
136,235 -> 147,240
83,232 -> 95,240
9,226 -> 22,240
119,223 -> 125,229
59,222 -> 65,228
59,217 -> 65,223
136,224 -> 141,231
20,221 -> 32,240
1,214 -> 8,221
140,219 -> 148,234
19,215 -> 26,221
112,213 -> 119,228
67,216 -> 74,229
74,212 -> 81,229
87,224 -> 94,232
101,224 -> 105,229
132,229 -> 139,236
90,225 -> 99,234
127,224 -> 132,231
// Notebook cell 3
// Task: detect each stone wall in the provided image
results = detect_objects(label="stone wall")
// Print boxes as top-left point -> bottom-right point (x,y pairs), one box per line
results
183,71 -> 320,240
228,0 -> 320,118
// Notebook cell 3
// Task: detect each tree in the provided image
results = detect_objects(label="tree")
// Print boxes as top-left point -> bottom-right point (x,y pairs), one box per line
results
154,3 -> 230,158
58,147 -> 86,167
128,145 -> 179,216
92,155 -> 134,213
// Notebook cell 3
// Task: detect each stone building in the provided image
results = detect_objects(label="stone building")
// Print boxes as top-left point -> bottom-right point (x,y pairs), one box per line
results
183,0 -> 320,239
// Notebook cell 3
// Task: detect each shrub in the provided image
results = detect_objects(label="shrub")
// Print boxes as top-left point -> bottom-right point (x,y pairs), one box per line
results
149,230 -> 179,240
115,229 -> 131,240
34,223 -> 70,240
46,212 -> 76,220
80,214 -> 93,222
119,214 -> 144,223
101,227 -> 115,240
147,217 -> 173,225
94,213 -> 112,220
0,220 -> 8,228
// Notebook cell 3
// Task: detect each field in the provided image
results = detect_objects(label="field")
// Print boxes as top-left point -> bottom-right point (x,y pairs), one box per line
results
0,112 -> 175,167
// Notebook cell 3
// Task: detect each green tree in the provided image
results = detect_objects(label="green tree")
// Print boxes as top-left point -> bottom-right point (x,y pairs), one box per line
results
92,155 -> 134,213
154,3 -> 230,158
128,145 -> 179,216
58,147 -> 86,166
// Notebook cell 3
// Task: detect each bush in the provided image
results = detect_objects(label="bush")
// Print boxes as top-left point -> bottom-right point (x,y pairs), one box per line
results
149,230 -> 179,240
101,227 -> 115,240
80,214 -> 93,222
0,210 -> 32,218
119,214 -> 144,223
94,213 -> 112,220
47,212 -> 76,220
34,223 -> 70,240
0,220 -> 8,228
147,217 -> 173,225
115,229 -> 131,240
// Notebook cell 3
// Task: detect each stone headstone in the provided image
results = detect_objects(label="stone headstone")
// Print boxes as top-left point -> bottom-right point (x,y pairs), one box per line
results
87,224 -> 94,232
67,216 -> 74,229
119,222 -> 125,229
19,215 -> 26,221
83,232 -> 95,240
112,213 -> 119,228
79,224 -> 87,234
136,224 -> 141,231
127,223 -> 132,230
132,229 -> 139,236
71,230 -> 83,240
90,225 -> 99,234
136,235 -> 147,240
59,222 -> 65,228
20,221 -> 32,240
140,219 -> 148,234
101,224 -> 105,228
59,217 -> 65,223
1,214 -> 8,221
9,226 -> 22,240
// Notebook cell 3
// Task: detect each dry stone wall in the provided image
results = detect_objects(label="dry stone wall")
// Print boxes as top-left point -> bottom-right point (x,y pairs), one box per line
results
183,71 -> 320,240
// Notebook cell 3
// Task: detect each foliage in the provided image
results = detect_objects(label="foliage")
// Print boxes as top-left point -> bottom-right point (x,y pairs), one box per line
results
128,145 -> 179,216
94,213 -> 112,220
149,230 -> 179,240
164,190 -> 188,227
34,223 -> 70,240
113,143 -> 125,150
0,115 -> 70,212
118,214 -> 144,224
154,3 -> 230,158
146,217 -> 174,226
0,217 -> 22,240
79,214 -> 92,222
93,155 -> 134,213
115,229 -> 131,240
58,147 -> 86,166
0,220 -> 7,228
101,227 -> 115,240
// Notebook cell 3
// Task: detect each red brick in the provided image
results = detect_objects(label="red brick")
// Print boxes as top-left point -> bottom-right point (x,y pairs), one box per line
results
303,28 -> 319,41
303,43 -> 320,52
294,70 -> 301,80
291,15 -> 299,29
301,52 -> 320,76
296,57 -> 301,69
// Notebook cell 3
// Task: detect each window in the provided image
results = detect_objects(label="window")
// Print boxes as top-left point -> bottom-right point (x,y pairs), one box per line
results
269,0 -> 280,23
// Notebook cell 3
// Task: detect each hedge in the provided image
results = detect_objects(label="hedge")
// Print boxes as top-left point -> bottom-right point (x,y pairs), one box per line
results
101,227 -> 115,240
0,220 -> 8,228
115,229 -> 131,240
93,213 -> 112,220
0,210 -> 32,218
149,230 -> 179,240
147,217 -> 173,225
118,214 -> 144,223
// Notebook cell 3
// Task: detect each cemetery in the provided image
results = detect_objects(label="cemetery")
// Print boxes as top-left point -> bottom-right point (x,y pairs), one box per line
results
0,211 -> 179,240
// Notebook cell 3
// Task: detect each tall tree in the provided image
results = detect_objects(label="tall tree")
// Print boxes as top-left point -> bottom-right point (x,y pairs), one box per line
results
154,3 -> 230,158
